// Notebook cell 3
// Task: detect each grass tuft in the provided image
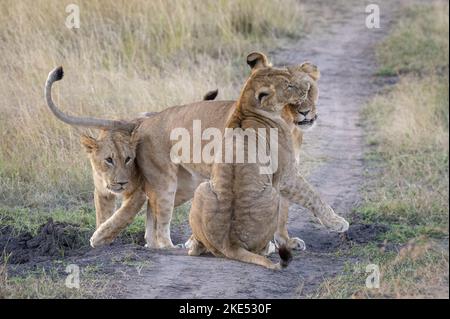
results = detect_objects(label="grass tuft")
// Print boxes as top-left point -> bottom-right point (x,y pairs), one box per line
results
316,1 -> 449,298
0,0 -> 305,209
376,2 -> 449,75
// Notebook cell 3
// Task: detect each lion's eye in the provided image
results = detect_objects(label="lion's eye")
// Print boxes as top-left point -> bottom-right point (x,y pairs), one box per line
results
287,84 -> 295,90
105,157 -> 114,165
125,156 -> 132,164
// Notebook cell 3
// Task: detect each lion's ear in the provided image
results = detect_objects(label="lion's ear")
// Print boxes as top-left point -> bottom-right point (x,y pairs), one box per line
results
300,62 -> 320,80
255,87 -> 273,106
80,134 -> 98,153
247,52 -> 271,71
130,130 -> 139,149
203,89 -> 219,101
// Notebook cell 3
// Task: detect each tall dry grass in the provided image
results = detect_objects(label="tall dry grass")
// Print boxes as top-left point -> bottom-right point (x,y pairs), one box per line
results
363,1 -> 449,235
376,1 -> 449,74
0,0 -> 305,209
362,76 -> 449,231
317,1 -> 449,299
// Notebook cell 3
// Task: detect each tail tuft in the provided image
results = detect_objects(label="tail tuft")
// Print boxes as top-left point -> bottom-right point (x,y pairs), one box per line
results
48,66 -> 64,83
278,245 -> 292,268
203,89 -> 219,101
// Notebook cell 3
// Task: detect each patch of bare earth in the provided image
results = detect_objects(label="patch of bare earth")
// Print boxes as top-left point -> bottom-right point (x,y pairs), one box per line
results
114,2 -> 396,298
1,1 -> 402,298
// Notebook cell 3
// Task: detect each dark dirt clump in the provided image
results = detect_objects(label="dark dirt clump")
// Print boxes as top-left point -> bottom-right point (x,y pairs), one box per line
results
0,219 -> 90,264
345,223 -> 389,244
1,0 -> 401,298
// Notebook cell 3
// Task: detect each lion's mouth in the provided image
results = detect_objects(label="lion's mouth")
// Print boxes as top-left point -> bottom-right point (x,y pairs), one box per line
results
107,185 -> 126,193
296,114 -> 318,126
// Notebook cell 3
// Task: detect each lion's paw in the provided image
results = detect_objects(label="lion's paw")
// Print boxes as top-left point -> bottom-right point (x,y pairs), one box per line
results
317,206 -> 350,233
263,241 -> 277,256
268,262 -> 282,271
158,241 -> 176,249
184,237 -> 194,249
274,235 -> 305,251
144,241 -> 159,249
319,213 -> 349,233
287,237 -> 306,251
90,231 -> 113,248
327,215 -> 349,233
145,237 -> 176,249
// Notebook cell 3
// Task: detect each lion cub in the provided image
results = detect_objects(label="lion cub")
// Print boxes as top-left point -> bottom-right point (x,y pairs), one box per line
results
44,66 -> 219,237
187,63 -> 312,269
207,54 -> 321,251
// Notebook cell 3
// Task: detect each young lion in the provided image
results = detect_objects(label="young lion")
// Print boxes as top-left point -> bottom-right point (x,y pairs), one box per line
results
45,66 -> 217,231
187,62 -> 315,269
45,53 -> 347,250
209,54 -> 321,251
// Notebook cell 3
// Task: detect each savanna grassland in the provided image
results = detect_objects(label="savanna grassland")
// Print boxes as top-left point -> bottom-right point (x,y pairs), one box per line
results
0,0 -> 448,299
0,0 -> 305,220
317,1 -> 449,298
0,0 -> 306,298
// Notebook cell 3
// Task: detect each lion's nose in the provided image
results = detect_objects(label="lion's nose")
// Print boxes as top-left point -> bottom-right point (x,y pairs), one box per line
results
299,110 -> 310,116
117,181 -> 128,186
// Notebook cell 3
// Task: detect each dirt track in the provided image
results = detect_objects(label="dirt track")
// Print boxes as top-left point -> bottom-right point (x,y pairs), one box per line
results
2,1 -> 398,298
112,2 -> 394,298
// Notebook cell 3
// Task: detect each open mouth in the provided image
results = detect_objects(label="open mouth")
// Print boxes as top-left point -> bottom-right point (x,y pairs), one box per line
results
296,114 -> 318,126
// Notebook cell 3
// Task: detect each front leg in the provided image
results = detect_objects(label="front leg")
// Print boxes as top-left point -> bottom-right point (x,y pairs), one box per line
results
274,196 -> 306,251
291,127 -> 303,165
94,189 -> 116,229
90,190 -> 146,247
281,173 -> 349,233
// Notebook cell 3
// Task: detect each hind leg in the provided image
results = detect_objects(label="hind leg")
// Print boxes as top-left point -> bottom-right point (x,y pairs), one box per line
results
144,200 -> 159,248
188,181 -> 225,255
225,246 -> 281,270
188,181 -> 279,270
144,181 -> 178,249
187,235 -> 207,256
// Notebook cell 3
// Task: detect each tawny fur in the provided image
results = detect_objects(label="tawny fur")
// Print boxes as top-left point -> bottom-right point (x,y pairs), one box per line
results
188,65 -> 311,269
44,52 -> 348,251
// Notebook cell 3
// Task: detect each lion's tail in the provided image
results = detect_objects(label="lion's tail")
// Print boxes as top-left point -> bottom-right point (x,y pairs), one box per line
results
278,244 -> 293,268
44,66 -> 135,132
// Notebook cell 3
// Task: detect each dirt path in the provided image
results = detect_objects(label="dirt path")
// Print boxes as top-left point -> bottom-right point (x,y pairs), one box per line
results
85,3 -> 393,299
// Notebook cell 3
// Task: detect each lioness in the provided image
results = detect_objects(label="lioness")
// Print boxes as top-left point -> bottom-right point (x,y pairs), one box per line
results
44,52 -> 348,250
45,67 -> 217,230
187,61 -> 314,269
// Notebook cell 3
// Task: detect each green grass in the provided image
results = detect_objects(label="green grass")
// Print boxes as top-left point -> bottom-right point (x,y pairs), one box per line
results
172,202 -> 191,226
0,259 -> 112,298
0,205 -> 144,246
0,200 -> 191,298
376,2 -> 449,75
0,207 -> 95,236
0,0 -> 307,299
0,0 -> 306,210
0,199 -> 190,242
316,1 -> 449,299
315,241 -> 448,299
359,76 -> 449,242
